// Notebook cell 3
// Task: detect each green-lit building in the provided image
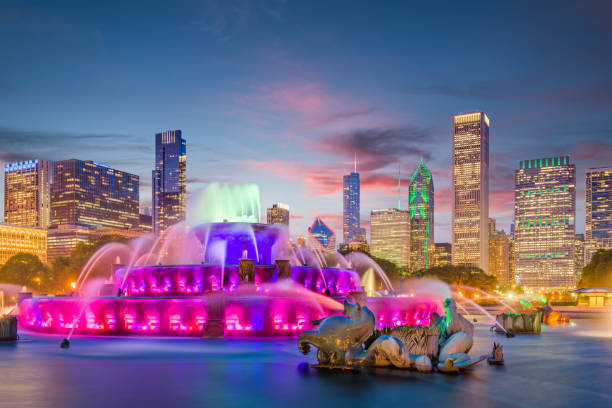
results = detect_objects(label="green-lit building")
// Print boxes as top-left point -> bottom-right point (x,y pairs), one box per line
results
408,157 -> 434,271
513,156 -> 576,289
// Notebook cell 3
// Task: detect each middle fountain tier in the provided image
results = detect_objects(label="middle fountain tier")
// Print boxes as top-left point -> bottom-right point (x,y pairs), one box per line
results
118,223 -> 361,297
18,221 -> 443,337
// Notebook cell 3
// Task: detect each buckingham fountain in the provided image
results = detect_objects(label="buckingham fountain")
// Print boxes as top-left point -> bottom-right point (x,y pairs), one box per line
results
15,183 -> 492,371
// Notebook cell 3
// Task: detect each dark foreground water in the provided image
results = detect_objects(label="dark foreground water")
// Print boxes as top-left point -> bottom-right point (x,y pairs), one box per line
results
1,320 -> 612,408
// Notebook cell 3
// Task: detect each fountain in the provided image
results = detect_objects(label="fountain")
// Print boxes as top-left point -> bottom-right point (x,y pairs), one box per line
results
17,184 -> 441,339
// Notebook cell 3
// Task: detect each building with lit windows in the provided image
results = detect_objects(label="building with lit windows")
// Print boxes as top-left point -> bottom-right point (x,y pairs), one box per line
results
432,243 -> 452,267
370,208 -> 410,269
266,203 -> 290,227
153,130 -> 186,234
4,159 -> 50,229
47,224 -> 100,260
575,233 -> 584,282
139,214 -> 153,233
452,112 -> 489,272
343,168 -> 360,244
51,160 -> 139,230
585,167 -> 612,265
514,156 -> 576,288
489,229 -> 510,285
308,217 -> 336,252
408,157 -> 434,271
47,224 -> 148,261
0,223 -> 47,264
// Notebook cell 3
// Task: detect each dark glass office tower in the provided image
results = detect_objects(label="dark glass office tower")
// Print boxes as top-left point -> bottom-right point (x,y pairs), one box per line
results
585,167 -> 612,265
153,130 -> 186,234
51,159 -> 139,229
343,170 -> 360,244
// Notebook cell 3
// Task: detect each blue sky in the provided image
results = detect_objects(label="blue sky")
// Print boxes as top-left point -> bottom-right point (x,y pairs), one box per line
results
1,0 -> 611,241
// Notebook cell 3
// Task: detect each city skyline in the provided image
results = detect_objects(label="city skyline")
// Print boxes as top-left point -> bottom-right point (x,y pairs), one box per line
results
1,1 -> 611,241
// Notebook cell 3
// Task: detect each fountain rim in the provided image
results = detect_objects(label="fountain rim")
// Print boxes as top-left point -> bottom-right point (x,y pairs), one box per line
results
115,263 -> 354,271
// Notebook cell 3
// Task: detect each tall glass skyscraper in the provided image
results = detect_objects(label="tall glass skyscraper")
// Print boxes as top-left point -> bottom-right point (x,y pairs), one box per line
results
514,156 -> 576,288
51,159 -> 139,230
408,157 -> 434,270
4,159 -> 50,228
452,112 -> 489,272
585,167 -> 612,265
153,130 -> 186,234
343,167 -> 360,244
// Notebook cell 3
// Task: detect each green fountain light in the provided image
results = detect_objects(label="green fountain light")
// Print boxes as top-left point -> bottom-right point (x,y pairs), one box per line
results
192,183 -> 261,224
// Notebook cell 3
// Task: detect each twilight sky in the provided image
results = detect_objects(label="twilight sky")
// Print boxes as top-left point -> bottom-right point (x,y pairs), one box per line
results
1,0 -> 611,242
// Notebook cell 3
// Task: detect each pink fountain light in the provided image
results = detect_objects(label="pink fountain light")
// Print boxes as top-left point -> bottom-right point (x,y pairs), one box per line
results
18,223 -> 441,337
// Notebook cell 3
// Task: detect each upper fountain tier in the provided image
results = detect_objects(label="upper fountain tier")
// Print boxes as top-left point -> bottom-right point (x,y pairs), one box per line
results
193,222 -> 289,265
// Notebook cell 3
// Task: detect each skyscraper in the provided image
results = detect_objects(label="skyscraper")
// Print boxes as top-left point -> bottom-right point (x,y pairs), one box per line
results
343,160 -> 360,244
432,243 -> 452,267
4,159 -> 50,229
489,229 -> 510,285
153,130 -> 186,234
51,160 -> 139,230
408,157 -> 434,270
514,156 -> 576,288
452,112 -> 489,272
585,167 -> 612,265
370,208 -> 410,269
266,203 -> 290,227
308,217 -> 336,251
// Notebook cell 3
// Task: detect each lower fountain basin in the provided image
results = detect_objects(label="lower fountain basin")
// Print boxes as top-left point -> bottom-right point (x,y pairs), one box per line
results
18,293 -> 439,337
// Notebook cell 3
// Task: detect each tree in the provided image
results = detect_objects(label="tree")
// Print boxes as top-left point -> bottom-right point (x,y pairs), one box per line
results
337,248 -> 408,282
411,264 -> 498,292
578,249 -> 612,288
0,234 -> 131,294
0,253 -> 50,290
49,234 -> 130,293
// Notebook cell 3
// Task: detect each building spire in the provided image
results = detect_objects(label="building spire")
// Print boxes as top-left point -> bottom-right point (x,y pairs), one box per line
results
398,163 -> 401,210
354,152 -> 357,173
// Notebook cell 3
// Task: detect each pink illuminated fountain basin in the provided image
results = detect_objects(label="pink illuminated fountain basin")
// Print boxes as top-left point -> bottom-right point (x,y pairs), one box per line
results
18,222 -> 441,337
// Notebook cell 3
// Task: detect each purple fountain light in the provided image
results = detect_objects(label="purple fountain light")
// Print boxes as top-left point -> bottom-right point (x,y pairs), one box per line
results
18,222 -> 440,337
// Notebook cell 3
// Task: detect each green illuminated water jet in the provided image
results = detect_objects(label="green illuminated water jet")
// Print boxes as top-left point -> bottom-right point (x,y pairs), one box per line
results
192,183 -> 261,224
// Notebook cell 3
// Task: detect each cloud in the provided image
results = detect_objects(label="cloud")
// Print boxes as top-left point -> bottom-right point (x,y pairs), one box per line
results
282,107 -> 376,139
317,127 -> 433,172
0,126 -> 149,163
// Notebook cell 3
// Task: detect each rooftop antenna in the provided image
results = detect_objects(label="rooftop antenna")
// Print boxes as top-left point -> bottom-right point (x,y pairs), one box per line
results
354,152 -> 357,173
397,163 -> 401,210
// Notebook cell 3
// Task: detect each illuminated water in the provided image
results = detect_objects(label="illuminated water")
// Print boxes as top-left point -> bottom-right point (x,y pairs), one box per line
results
2,320 -> 611,408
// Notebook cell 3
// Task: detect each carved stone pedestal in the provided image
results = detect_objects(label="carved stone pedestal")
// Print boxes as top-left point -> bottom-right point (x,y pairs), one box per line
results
203,291 -> 226,338
239,259 -> 254,282
275,259 -> 291,279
